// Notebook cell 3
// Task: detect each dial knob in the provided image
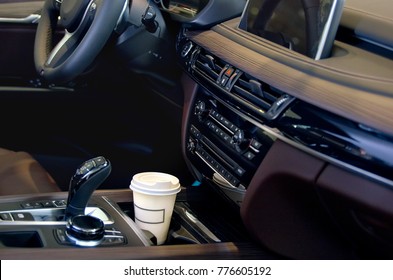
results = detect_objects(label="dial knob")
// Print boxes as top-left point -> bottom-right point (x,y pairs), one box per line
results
187,138 -> 196,153
66,215 -> 105,246
194,100 -> 209,122
194,100 -> 206,115
232,129 -> 245,144
232,130 -> 249,152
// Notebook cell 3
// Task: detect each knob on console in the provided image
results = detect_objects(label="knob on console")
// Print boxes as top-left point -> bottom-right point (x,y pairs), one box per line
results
66,215 -> 105,246
232,129 -> 249,152
194,100 -> 208,121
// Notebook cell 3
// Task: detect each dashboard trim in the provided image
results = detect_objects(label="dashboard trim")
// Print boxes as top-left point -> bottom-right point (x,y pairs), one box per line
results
185,23 -> 393,137
181,74 -> 393,190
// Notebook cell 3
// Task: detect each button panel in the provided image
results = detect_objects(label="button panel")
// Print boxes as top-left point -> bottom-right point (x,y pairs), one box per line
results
21,199 -> 66,209
186,91 -> 276,192
54,227 -> 126,247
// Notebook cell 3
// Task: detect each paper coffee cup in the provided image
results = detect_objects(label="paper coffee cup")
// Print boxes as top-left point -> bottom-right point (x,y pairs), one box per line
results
129,172 -> 181,245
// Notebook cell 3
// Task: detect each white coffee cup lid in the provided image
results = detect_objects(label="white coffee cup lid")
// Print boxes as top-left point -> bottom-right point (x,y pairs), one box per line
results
130,172 -> 181,196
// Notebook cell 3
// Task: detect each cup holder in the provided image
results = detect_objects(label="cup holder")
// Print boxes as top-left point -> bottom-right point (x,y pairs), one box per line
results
118,202 -> 202,245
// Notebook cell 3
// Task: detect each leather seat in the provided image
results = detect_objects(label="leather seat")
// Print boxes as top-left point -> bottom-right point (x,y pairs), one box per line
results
0,147 -> 61,195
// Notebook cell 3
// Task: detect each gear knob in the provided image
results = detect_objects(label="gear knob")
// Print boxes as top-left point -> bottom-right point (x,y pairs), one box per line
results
64,156 -> 111,220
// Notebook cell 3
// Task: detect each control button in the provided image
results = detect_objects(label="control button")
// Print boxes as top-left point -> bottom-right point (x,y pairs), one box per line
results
225,67 -> 234,77
21,202 -> 35,209
42,201 -> 55,208
94,156 -> 106,167
222,118 -> 231,128
190,126 -> 201,138
234,167 -> 246,176
251,139 -> 262,150
230,177 -> 239,187
210,110 -> 220,119
244,151 -> 256,160
55,228 -> 68,243
102,234 -> 125,245
33,202 -> 43,208
77,160 -> 95,175
0,212 -> 12,221
11,212 -> 34,221
224,172 -> 232,181
229,123 -> 238,132
22,202 -> 43,209
220,76 -> 229,86
54,200 -> 67,207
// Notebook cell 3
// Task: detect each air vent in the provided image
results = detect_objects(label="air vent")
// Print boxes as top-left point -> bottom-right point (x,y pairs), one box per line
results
231,72 -> 295,120
192,48 -> 226,83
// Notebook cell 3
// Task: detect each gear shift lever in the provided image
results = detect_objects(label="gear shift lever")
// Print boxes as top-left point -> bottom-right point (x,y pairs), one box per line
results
64,156 -> 111,221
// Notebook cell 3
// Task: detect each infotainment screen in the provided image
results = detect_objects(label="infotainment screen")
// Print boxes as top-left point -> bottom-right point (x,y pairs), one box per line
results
238,0 -> 345,60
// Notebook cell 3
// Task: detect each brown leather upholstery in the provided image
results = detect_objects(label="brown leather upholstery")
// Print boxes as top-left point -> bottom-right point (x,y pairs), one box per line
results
0,147 -> 61,195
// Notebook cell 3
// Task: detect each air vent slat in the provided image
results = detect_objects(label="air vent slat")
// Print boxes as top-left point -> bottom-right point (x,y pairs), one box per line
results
264,85 -> 285,102
195,60 -> 220,81
229,72 -> 294,120
232,84 -> 271,111
193,49 -> 225,82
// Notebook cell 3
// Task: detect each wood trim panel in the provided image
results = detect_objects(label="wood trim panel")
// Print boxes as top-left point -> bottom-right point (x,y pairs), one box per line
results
186,20 -> 393,137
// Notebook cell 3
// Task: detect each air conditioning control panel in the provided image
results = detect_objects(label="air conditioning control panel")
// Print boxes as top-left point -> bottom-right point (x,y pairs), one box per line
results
185,91 -> 276,195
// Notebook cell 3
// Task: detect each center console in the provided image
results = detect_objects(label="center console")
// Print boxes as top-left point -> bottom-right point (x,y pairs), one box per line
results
0,193 -> 150,249
177,33 -> 296,207
0,188 -> 276,259
0,149 -> 277,259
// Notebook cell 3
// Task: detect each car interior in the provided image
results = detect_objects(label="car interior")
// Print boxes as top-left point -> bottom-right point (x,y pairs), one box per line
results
0,0 -> 392,260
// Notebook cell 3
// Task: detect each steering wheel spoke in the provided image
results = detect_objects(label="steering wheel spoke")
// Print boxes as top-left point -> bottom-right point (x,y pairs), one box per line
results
47,2 -> 97,67
46,32 -> 76,67
34,0 -> 131,83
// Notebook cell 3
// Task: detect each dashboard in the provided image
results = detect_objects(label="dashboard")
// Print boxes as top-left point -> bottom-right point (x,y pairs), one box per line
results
159,0 -> 393,258
153,0 -> 209,18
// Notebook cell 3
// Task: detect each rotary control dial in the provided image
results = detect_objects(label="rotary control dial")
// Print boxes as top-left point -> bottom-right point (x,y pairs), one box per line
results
66,215 -> 105,246
194,100 -> 209,121
232,129 -> 250,152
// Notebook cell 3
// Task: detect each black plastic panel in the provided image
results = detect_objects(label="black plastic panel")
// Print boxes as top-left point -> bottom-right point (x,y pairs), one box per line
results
277,101 -> 393,184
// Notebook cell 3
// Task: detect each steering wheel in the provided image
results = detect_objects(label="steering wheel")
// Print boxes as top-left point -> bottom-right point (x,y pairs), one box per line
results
34,0 -> 129,83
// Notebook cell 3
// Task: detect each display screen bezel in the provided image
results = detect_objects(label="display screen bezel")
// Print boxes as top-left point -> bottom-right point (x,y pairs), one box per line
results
238,0 -> 345,60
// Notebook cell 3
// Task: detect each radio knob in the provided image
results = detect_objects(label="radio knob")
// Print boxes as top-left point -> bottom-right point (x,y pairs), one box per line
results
187,138 -> 196,153
232,130 -> 249,152
194,100 -> 208,121
233,129 -> 245,144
